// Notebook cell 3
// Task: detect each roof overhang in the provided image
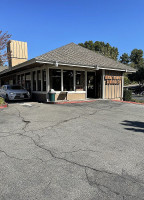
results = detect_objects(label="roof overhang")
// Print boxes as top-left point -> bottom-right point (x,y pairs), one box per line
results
0,59 -> 136,78
36,60 -> 136,73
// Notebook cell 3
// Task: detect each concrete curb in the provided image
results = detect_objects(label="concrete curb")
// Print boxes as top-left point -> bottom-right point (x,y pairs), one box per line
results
0,104 -> 8,109
112,100 -> 144,105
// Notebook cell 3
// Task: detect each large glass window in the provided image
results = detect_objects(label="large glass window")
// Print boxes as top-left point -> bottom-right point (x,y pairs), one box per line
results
17,75 -> 21,85
42,69 -> 46,91
63,70 -> 74,91
25,73 -> 31,92
33,71 -> 36,91
21,74 -> 25,88
37,70 -> 41,91
49,69 -> 61,91
76,71 -> 85,91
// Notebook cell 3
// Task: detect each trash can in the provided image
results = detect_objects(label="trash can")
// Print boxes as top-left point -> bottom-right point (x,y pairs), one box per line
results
48,89 -> 56,102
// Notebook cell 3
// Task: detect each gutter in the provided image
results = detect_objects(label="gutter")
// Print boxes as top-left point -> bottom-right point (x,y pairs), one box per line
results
36,60 -> 136,73
0,59 -> 136,77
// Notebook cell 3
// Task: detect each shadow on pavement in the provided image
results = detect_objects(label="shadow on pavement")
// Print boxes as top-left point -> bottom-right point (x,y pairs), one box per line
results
6,99 -> 34,104
121,120 -> 144,133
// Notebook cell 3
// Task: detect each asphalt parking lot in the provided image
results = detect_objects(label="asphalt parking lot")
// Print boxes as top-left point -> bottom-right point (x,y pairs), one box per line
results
0,100 -> 144,200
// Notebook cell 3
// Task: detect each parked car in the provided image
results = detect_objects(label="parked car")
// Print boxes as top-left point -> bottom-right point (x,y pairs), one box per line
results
0,85 -> 30,101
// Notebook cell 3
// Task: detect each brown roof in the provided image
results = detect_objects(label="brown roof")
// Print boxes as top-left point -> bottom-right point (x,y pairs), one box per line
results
0,43 -> 136,77
0,66 -> 8,72
36,43 -> 135,72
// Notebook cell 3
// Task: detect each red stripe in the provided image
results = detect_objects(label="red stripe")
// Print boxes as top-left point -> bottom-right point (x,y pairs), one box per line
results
0,104 -> 8,108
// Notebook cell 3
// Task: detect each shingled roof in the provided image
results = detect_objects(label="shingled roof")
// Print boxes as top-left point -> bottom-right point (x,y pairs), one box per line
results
0,42 -> 136,77
0,66 -> 8,72
36,42 -> 135,72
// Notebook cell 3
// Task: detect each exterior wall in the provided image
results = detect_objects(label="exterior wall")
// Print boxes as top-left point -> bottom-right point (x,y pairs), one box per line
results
31,92 -> 86,102
0,63 -> 124,102
104,70 -> 123,100
7,40 -> 28,67
32,93 -> 47,102
67,93 -> 86,100
55,92 -> 86,101
10,58 -> 28,68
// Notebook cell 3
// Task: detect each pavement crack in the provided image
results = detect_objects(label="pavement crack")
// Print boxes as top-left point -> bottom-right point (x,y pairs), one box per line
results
16,132 -> 144,188
85,167 -> 144,200
15,108 -> 31,131
61,149 -> 97,154
0,149 -> 24,160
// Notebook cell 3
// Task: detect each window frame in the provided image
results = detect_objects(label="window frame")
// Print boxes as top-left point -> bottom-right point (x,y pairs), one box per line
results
63,69 -> 74,92
49,69 -> 61,91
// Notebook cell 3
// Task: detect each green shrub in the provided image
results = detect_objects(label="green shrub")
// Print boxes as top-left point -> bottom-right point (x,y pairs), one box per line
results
123,89 -> 132,101
124,75 -> 131,86
0,97 -> 5,105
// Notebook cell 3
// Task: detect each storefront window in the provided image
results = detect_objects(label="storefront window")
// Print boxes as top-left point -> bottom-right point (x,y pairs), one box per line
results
76,71 -> 85,91
33,71 -> 36,91
63,70 -> 74,91
17,75 -> 21,85
37,70 -> 41,91
42,69 -> 46,91
21,74 -> 25,88
25,73 -> 31,92
49,69 -> 61,91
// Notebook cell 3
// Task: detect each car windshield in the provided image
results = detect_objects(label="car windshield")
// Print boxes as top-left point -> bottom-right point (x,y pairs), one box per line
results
7,85 -> 24,90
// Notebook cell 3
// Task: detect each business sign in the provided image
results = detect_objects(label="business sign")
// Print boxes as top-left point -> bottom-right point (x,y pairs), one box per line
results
105,75 -> 121,85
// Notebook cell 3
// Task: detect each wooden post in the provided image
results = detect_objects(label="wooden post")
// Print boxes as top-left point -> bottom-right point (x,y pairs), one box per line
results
30,71 -> 33,93
36,71 -> 38,91
102,69 -> 105,99
41,69 -> 43,91
46,67 -> 50,92
46,67 -> 49,101
121,73 -> 124,100
85,71 -> 87,99
61,69 -> 63,91
74,70 -> 76,91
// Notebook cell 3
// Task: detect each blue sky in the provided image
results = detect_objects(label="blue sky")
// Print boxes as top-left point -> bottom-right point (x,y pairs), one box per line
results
0,0 -> 144,59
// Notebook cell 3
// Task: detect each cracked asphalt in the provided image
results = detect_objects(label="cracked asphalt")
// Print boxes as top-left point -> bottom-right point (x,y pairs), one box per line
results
0,100 -> 144,200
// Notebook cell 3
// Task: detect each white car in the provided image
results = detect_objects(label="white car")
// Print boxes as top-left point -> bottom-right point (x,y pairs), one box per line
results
0,85 -> 30,101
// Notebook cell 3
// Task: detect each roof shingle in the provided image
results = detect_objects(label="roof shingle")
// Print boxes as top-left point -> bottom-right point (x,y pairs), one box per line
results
36,43 -> 135,72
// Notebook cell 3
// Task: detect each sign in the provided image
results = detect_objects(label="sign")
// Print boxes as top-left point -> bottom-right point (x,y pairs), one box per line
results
105,75 -> 121,85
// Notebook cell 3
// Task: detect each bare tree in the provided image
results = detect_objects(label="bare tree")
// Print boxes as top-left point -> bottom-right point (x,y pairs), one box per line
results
0,30 -> 11,66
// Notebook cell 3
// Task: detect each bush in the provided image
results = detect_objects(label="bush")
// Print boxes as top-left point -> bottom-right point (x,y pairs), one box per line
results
124,75 -> 131,86
0,97 -> 5,105
123,89 -> 132,101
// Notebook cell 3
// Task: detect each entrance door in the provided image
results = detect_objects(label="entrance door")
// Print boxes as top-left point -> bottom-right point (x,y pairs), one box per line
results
87,72 -> 95,98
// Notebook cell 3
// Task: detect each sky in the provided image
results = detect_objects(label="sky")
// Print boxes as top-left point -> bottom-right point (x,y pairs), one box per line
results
0,0 -> 144,60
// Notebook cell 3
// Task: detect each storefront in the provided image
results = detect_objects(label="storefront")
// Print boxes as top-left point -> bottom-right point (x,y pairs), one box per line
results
0,41 -> 136,102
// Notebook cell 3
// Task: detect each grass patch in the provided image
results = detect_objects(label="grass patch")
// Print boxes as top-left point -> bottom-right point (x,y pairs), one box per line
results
0,97 -> 6,105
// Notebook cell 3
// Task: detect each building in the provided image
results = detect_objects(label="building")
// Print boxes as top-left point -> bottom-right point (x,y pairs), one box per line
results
0,40 -> 136,102
0,66 -> 8,72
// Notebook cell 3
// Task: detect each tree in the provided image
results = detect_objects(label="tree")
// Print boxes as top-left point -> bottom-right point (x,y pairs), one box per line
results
128,49 -> 144,85
120,53 -> 130,64
0,30 -> 11,66
129,66 -> 144,85
79,40 -> 95,51
130,49 -> 143,68
79,40 -> 119,60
